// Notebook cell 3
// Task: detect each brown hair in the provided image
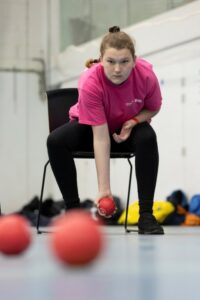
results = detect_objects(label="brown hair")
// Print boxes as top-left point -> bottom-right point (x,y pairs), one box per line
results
85,26 -> 135,68
100,26 -> 136,59
85,58 -> 100,68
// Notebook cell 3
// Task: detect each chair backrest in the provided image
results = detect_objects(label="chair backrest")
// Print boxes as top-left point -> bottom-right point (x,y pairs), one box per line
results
47,88 -> 78,132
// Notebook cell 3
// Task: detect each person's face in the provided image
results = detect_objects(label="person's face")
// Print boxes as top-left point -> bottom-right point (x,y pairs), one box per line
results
101,48 -> 135,85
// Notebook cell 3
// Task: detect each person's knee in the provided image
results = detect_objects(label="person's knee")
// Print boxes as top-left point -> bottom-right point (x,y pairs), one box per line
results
47,132 -> 57,150
47,130 -> 70,152
136,126 -> 157,148
144,128 -> 157,145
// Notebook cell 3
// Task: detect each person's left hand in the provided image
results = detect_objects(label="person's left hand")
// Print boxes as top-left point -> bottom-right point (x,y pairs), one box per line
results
112,119 -> 135,143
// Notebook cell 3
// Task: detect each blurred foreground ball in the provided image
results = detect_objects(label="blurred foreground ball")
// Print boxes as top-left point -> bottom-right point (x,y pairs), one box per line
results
98,197 -> 116,218
50,210 -> 104,266
0,215 -> 32,255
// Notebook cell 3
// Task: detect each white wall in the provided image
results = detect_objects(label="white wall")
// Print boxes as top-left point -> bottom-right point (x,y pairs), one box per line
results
56,0 -> 200,204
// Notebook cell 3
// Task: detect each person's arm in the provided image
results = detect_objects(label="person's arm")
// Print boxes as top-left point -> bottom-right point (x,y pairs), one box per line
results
113,108 -> 160,143
92,123 -> 112,201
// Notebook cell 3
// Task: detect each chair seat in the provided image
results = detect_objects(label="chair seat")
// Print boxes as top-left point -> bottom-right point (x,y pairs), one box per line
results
72,152 -> 135,159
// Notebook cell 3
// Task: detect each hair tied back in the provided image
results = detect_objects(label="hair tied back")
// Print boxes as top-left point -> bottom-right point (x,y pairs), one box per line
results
109,26 -> 120,33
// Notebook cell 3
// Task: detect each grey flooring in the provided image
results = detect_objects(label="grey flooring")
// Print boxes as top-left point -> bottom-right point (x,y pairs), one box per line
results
0,226 -> 200,300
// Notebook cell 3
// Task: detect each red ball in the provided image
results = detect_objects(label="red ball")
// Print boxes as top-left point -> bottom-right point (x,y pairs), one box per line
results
0,215 -> 32,255
98,197 -> 116,218
50,210 -> 104,266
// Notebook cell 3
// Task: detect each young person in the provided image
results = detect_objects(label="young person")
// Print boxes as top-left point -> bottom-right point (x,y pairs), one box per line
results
47,26 -> 164,234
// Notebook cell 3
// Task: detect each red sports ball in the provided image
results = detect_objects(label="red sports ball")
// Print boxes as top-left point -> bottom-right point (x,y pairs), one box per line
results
0,215 -> 32,255
98,197 -> 116,218
50,210 -> 104,266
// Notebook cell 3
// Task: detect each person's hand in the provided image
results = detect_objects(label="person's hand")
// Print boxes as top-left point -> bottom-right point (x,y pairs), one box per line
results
96,193 -> 117,218
96,192 -> 112,206
112,119 -> 136,143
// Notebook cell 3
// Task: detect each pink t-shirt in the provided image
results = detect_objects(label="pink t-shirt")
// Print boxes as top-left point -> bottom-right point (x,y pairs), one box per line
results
69,57 -> 162,133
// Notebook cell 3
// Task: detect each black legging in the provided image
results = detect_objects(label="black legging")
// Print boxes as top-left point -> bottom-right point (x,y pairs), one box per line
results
47,121 -> 159,214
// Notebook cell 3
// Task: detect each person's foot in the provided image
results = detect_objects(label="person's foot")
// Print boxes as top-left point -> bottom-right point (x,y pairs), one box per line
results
138,213 -> 164,235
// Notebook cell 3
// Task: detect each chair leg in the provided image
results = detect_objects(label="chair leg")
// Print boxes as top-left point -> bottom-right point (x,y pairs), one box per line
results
36,160 -> 50,234
125,158 -> 133,233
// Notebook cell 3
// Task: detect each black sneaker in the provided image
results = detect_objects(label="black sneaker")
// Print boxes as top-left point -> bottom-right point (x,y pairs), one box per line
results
138,213 -> 164,235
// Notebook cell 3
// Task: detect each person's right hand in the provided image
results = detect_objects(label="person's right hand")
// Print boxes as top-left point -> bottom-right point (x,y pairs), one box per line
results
96,191 -> 112,207
96,193 -> 117,218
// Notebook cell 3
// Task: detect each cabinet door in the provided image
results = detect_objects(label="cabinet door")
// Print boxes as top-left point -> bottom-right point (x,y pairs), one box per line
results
153,63 -> 185,199
182,58 -> 200,195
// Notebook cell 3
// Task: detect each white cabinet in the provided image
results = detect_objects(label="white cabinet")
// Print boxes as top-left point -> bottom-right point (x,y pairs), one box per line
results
182,58 -> 200,195
153,63 -> 185,199
153,57 -> 200,199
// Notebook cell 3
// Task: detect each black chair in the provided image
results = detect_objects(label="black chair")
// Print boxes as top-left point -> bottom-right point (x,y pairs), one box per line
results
36,88 -> 135,234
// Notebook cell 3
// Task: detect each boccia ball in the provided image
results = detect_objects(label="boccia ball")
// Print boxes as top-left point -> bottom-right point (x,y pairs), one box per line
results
50,210 -> 104,266
0,214 -> 32,255
98,197 -> 116,218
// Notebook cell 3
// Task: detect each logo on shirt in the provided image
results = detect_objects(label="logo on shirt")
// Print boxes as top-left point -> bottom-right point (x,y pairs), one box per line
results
126,100 -> 134,106
135,98 -> 143,103
125,99 -> 143,106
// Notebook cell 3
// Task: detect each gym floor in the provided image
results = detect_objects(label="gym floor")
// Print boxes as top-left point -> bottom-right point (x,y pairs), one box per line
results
0,226 -> 200,300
